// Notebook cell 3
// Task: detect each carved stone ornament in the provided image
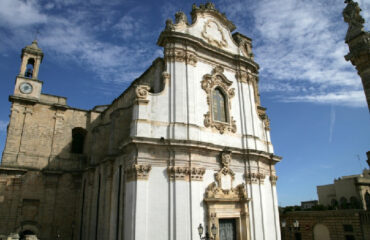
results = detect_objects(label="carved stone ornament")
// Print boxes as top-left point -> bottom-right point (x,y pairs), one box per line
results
164,48 -> 197,66
205,182 -> 248,201
245,171 -> 266,184
167,166 -> 205,181
165,19 -> 175,31
257,106 -> 270,131
214,151 -> 235,191
201,66 -> 236,134
205,151 -> 248,201
175,11 -> 188,25
202,19 -> 228,48
235,71 -> 248,83
162,71 -> 170,81
270,175 -> 278,185
135,85 -> 150,99
125,164 -> 152,181
343,0 -> 365,42
135,85 -> 150,104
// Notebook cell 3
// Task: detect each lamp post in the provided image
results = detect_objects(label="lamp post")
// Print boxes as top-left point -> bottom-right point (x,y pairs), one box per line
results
281,220 -> 299,240
281,219 -> 286,240
198,223 -> 217,240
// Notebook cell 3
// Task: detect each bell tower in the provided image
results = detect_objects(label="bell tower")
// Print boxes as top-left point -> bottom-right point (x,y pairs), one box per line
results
13,40 -> 44,100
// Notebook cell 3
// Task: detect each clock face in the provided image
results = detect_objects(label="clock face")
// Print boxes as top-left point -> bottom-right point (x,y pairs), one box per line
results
19,82 -> 33,94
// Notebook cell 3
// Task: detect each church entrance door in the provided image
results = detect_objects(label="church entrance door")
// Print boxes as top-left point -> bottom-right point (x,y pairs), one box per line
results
219,218 -> 237,240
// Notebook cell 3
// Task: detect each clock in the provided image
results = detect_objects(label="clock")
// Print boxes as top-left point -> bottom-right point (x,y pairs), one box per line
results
19,82 -> 33,94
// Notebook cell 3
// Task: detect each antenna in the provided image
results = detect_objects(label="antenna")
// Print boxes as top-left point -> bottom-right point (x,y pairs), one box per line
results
356,154 -> 365,170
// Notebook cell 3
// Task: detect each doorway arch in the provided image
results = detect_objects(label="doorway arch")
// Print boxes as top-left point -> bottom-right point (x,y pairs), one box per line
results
313,223 -> 330,240
16,223 -> 39,240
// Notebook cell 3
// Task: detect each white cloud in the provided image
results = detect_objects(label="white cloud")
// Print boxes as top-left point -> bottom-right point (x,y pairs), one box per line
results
283,90 -> 366,107
0,0 -> 47,27
0,0 -> 161,88
114,15 -> 143,39
218,0 -> 368,107
0,0 -> 368,107
0,120 -> 7,132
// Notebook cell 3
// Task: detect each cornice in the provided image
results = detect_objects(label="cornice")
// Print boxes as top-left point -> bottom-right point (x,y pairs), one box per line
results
167,166 -> 206,181
9,95 -> 97,113
127,136 -> 282,163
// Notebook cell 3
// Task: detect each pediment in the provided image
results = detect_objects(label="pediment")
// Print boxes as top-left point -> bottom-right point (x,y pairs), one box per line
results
160,3 -> 245,56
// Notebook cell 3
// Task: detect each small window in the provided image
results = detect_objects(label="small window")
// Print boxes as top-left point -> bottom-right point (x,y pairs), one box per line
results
71,128 -> 87,154
345,235 -> 355,240
343,225 -> 353,232
365,191 -> 370,210
212,88 -> 227,122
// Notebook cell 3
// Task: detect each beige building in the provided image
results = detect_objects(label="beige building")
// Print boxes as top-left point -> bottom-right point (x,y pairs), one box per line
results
0,3 -> 282,240
317,161 -> 370,210
300,200 -> 318,210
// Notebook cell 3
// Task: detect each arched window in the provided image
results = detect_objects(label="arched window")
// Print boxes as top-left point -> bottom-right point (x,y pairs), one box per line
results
20,230 -> 37,240
365,191 -> 370,210
71,128 -> 87,154
212,88 -> 227,122
25,58 -> 35,78
340,197 -> 348,209
349,196 -> 360,209
331,199 -> 338,208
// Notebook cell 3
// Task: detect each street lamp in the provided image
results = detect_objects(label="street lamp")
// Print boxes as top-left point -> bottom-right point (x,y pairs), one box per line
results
281,219 -> 286,228
198,223 -> 217,240
281,220 -> 286,240
292,220 -> 299,229
281,219 -> 299,240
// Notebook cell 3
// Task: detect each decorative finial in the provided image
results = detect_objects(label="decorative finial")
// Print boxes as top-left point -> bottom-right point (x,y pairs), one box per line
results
175,11 -> 188,25
165,19 -> 174,31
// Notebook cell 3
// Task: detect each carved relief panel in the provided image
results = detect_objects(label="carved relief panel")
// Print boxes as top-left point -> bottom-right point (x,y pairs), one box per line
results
202,20 -> 228,48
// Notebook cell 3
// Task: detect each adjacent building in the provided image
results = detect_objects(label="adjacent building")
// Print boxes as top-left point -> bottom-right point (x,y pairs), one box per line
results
0,3 -> 282,240
317,167 -> 370,210
280,152 -> 370,240
301,200 -> 318,210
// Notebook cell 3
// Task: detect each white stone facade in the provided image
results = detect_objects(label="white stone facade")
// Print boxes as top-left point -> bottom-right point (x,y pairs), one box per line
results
0,3 -> 281,240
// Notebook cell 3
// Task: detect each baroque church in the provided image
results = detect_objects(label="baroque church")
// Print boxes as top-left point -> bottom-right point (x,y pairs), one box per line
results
0,3 -> 282,240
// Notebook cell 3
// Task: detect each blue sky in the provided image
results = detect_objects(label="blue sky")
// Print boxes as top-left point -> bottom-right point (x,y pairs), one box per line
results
0,0 -> 369,206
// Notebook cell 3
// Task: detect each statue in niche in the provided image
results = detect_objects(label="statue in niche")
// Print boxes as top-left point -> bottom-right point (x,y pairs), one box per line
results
343,0 -> 365,42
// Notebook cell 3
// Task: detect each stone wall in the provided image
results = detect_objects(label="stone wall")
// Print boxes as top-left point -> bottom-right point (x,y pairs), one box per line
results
281,210 -> 370,240
0,94 -> 100,238
1,99 -> 97,170
0,169 -> 81,239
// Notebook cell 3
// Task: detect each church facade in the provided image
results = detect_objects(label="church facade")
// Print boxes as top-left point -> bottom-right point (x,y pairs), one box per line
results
0,3 -> 281,240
